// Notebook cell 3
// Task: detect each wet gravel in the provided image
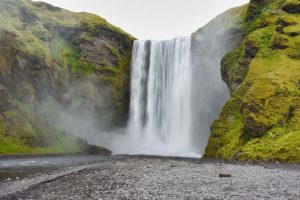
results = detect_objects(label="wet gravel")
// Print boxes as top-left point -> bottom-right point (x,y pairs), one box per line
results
1,157 -> 299,200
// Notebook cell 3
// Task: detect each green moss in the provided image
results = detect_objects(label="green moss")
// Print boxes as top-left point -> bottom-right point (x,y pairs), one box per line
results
206,0 -> 300,163
107,45 -> 121,59
100,53 -> 132,113
76,12 -> 134,39
0,133 -> 82,155
61,47 -> 80,74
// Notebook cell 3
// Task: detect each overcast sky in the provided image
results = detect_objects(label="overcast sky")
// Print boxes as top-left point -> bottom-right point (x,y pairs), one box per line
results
33,0 -> 249,40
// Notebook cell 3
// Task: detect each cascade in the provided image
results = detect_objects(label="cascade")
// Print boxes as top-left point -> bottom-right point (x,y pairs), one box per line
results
111,34 -> 229,157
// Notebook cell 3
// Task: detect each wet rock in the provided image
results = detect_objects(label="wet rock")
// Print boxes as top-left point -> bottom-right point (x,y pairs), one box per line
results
87,145 -> 111,156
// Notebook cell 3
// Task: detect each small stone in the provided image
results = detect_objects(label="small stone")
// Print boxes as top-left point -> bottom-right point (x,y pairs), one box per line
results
219,173 -> 232,178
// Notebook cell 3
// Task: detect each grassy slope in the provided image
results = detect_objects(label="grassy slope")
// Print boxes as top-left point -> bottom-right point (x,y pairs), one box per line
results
0,0 -> 133,154
205,0 -> 300,162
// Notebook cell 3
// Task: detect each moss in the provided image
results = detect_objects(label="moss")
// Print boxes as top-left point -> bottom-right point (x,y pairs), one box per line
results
206,0 -> 300,162
76,12 -> 134,40
0,133 -> 82,155
107,44 -> 121,59
78,33 -> 95,42
271,34 -> 289,49
100,53 -> 132,113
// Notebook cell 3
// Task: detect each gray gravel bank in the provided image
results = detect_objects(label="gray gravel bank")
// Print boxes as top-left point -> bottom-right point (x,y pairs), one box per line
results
1,157 -> 299,200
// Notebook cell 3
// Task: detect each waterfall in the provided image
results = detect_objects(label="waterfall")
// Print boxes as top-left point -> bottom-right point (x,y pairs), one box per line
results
112,37 -> 198,157
110,32 -> 230,157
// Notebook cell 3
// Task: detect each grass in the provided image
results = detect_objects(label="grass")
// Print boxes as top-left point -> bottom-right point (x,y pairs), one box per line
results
0,134 -> 82,155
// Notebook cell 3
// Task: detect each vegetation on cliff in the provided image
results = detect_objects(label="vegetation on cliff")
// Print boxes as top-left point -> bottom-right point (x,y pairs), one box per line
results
0,0 -> 134,154
205,0 -> 300,162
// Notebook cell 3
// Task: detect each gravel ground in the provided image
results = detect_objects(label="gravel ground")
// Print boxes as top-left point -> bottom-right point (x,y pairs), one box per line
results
1,157 -> 299,200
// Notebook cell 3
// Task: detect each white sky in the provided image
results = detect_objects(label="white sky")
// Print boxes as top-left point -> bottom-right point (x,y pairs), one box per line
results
33,0 -> 249,40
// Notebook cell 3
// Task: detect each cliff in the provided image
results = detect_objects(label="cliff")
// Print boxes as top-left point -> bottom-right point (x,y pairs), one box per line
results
204,0 -> 300,162
0,0 -> 134,154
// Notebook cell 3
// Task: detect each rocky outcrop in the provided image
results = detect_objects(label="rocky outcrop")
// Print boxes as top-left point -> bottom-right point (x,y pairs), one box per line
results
282,1 -> 300,14
204,0 -> 300,162
0,0 -> 134,154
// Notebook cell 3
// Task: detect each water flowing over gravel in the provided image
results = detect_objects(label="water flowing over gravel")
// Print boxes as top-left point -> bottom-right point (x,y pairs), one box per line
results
0,157 -> 299,200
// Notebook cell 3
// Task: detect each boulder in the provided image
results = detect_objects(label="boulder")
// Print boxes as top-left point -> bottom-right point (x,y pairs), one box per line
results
87,145 -> 112,156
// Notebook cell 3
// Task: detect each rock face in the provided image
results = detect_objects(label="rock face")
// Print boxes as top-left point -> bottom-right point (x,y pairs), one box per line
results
0,0 -> 134,154
204,0 -> 300,162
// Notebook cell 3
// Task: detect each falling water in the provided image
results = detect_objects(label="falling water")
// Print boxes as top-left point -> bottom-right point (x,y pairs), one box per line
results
113,37 -> 199,157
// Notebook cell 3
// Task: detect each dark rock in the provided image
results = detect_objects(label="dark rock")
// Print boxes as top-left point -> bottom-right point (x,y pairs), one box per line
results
245,38 -> 260,59
239,57 -> 252,68
282,3 -> 300,14
240,101 -> 260,114
19,6 -> 38,24
289,32 -> 300,37
76,138 -> 111,156
0,87 -> 11,112
243,116 -> 270,137
56,25 -> 77,41
0,31 -> 19,77
246,0 -> 271,21
219,173 -> 232,178
277,17 -> 297,27
87,145 -> 111,156
276,26 -> 284,34
286,106 -> 295,122
278,120 -> 284,128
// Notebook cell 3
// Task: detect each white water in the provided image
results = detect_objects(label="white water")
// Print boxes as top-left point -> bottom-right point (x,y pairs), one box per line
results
113,37 -> 200,157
